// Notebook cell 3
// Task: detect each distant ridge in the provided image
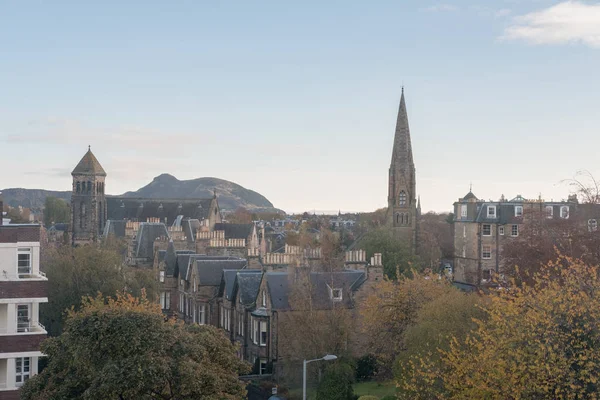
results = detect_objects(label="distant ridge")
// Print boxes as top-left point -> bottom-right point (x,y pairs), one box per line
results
1,174 -> 278,213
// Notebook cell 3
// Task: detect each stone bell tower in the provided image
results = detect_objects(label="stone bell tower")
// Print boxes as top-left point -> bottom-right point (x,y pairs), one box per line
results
71,146 -> 107,245
387,89 -> 418,253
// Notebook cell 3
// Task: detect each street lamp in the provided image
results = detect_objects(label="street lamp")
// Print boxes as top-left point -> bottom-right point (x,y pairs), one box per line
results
303,354 -> 338,400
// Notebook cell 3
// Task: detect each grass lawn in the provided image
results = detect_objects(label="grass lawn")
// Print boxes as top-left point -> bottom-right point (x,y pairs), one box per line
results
353,381 -> 396,398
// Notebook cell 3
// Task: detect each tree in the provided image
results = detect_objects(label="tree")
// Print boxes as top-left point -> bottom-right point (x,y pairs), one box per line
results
226,207 -> 253,223
418,212 -> 453,270
562,170 -> 600,204
40,243 -> 158,336
21,292 -> 249,400
395,288 -> 485,399
316,362 -> 355,400
406,255 -> 600,399
359,227 -> 421,278
43,196 -> 70,227
359,273 -> 459,376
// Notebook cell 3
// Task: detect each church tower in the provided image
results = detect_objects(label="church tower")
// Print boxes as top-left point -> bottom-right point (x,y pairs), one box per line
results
387,89 -> 418,253
71,147 -> 107,245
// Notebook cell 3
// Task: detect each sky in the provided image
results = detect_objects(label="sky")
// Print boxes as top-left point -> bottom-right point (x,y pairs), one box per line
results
2,0 -> 600,214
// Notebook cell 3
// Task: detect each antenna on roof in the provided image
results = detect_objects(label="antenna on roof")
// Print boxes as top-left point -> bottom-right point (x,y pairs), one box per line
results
469,182 -> 473,192
88,145 -> 91,151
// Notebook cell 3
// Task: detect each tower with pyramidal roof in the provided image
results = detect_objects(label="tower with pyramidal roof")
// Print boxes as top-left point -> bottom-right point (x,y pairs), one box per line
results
387,89 -> 418,253
71,147 -> 107,245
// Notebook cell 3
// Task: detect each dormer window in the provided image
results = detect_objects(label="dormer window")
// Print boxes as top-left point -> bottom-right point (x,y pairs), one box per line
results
460,204 -> 467,218
399,191 -> 407,206
487,206 -> 496,218
545,205 -> 553,218
514,206 -> 523,217
560,206 -> 569,219
331,288 -> 343,301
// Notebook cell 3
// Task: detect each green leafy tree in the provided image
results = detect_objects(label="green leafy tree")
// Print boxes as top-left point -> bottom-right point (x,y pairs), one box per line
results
40,243 -> 157,336
359,227 -> 421,278
43,196 -> 70,227
316,363 -> 355,400
22,292 -> 249,400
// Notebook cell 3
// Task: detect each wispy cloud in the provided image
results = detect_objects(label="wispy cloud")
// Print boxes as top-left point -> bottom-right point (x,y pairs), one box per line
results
421,4 -> 459,12
502,1 -> 600,47
471,6 -> 512,18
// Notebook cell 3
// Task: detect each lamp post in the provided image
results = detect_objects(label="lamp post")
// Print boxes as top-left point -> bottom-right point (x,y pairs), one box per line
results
303,354 -> 337,400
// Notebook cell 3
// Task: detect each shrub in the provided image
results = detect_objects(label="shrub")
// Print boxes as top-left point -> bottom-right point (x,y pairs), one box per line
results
358,396 -> 379,400
380,396 -> 396,400
316,362 -> 355,400
356,354 -> 378,382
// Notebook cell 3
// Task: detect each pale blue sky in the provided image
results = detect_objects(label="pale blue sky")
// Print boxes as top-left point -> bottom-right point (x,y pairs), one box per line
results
2,1 -> 600,213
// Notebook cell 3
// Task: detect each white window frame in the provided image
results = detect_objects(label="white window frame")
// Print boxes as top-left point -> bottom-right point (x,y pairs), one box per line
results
15,357 -> 30,386
159,271 -> 165,283
179,294 -> 184,313
331,288 -> 343,301
160,292 -> 171,310
17,304 -> 31,332
482,224 -> 492,236
515,206 -> 523,217
589,219 -> 598,232
546,205 -> 553,218
253,318 -> 259,345
511,224 -> 519,237
259,321 -> 267,346
17,248 -> 32,277
482,245 -> 492,260
487,206 -> 496,218
499,226 -> 504,235
198,304 -> 206,325
460,204 -> 467,218
560,206 -> 569,219
399,191 -> 407,206
262,290 -> 266,307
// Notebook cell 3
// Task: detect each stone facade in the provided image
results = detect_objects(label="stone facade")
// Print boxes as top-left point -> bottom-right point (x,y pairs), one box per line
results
387,89 -> 419,253
453,192 -> 579,286
70,147 -> 107,245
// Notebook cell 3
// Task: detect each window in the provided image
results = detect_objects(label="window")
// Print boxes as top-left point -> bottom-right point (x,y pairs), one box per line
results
76,182 -> 81,193
560,206 -> 570,219
159,271 -> 165,283
399,191 -> 407,206
546,205 -> 554,218
192,303 -> 196,323
460,204 -> 467,218
589,219 -> 598,232
260,360 -> 268,375
262,290 -> 266,307
17,304 -> 30,332
160,292 -> 171,310
482,269 -> 492,283
17,248 -> 32,277
253,318 -> 259,345
499,226 -> 505,235
198,304 -> 206,325
511,224 -> 519,237
220,306 -> 224,328
487,206 -> 496,218
259,321 -> 268,346
179,294 -> 184,312
482,224 -> 491,236
15,357 -> 30,386
331,288 -> 343,301
515,206 -> 523,217
482,245 -> 492,259
238,312 -> 244,336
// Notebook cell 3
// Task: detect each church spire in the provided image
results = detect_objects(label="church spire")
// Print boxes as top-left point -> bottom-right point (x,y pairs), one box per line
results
391,89 -> 414,169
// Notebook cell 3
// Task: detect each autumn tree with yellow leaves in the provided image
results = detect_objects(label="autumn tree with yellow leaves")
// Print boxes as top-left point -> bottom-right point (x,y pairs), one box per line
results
401,255 -> 600,399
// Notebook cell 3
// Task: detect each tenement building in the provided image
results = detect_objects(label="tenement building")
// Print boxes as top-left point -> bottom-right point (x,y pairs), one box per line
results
387,89 -> 419,253
0,217 -> 47,399
452,191 -> 578,286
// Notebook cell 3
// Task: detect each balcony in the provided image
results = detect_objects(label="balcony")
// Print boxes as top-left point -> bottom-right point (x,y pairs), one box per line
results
0,324 -> 46,353
0,322 -> 47,336
0,270 -> 47,282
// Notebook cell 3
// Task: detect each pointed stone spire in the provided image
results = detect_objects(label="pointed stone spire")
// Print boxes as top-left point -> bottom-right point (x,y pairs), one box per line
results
391,88 -> 414,170
72,147 -> 106,176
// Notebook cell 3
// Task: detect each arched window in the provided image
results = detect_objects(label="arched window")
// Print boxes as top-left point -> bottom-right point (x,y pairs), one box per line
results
99,201 -> 103,232
404,213 -> 410,225
76,182 -> 81,193
396,213 -> 401,225
80,202 -> 86,229
399,191 -> 407,206
86,181 -> 91,193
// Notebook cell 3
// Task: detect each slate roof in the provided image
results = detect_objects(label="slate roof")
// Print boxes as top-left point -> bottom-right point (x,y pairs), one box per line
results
266,270 -> 366,311
48,223 -> 68,232
165,246 -> 194,276
214,223 -> 254,239
106,197 -> 214,225
72,148 -> 106,176
196,257 -> 247,286
103,220 -> 126,238
236,271 -> 263,305
134,223 -> 169,259
219,269 -> 262,302
463,191 -> 477,201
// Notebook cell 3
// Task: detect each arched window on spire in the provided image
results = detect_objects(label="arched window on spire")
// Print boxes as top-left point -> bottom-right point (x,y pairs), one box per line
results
399,191 -> 407,206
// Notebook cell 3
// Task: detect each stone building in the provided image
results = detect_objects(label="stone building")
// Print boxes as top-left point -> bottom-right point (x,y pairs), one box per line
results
452,191 -> 578,286
387,89 -> 419,253
70,147 -> 107,245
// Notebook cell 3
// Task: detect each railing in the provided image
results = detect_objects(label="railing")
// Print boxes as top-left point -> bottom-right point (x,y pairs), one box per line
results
1,270 -> 47,280
0,321 -> 47,335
